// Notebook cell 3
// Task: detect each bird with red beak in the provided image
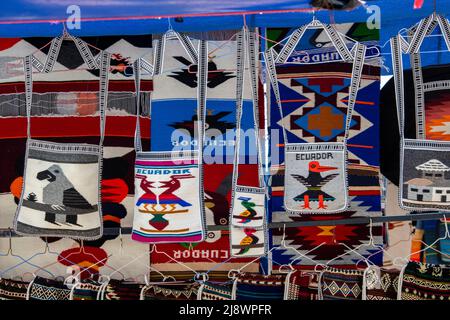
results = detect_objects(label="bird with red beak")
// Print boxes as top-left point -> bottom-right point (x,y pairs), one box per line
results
291,161 -> 339,210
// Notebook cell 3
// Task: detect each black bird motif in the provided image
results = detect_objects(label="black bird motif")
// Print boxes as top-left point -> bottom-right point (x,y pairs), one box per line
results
37,164 -> 94,226
169,110 -> 234,137
168,56 -> 235,88
291,161 -> 339,210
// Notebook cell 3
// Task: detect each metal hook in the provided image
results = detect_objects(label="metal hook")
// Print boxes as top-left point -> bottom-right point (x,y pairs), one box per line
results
242,14 -> 247,29
62,22 -> 70,39
332,225 -> 337,244
163,275 -> 176,282
7,228 -> 13,255
314,263 -> 326,273
119,227 -> 124,256
278,262 -> 295,274
194,272 -> 209,283
44,237 -> 50,254
227,269 -> 239,280
167,18 -> 174,32
368,218 -> 374,246
443,213 -> 450,238
280,224 -> 287,247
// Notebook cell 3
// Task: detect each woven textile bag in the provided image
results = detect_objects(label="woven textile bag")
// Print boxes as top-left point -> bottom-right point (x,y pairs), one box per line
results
140,282 -> 199,300
197,281 -> 232,300
229,27 -> 267,257
398,261 -> 450,300
285,270 -> 319,300
14,35 -> 110,239
131,32 -> 207,243
318,267 -> 364,300
27,276 -> 71,300
265,21 -> 366,214
232,273 -> 287,300
0,278 -> 29,300
392,14 -> 450,211
70,279 -> 103,300
362,266 -> 400,300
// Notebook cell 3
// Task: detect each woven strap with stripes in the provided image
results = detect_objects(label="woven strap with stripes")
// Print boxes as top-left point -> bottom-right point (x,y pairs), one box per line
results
265,40 -> 366,146
24,51 -> 111,145
275,20 -> 353,64
231,27 -> 265,190
391,13 -> 450,138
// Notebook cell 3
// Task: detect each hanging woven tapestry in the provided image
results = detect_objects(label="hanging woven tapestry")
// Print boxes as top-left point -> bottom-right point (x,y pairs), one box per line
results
13,36 -> 111,239
28,276 -> 71,300
131,33 -> 207,243
391,14 -> 450,211
400,261 -> 450,300
363,266 -> 400,300
319,267 -> 364,300
267,22 -> 383,267
149,29 -> 259,163
265,20 -> 367,214
0,278 -> 29,300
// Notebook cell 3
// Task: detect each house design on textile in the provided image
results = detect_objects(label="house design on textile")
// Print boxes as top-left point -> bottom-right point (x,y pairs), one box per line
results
405,159 -> 450,202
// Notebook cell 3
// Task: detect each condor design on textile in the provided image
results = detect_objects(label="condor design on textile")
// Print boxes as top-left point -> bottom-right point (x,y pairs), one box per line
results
265,19 -> 366,214
13,37 -> 111,240
229,27 -> 268,258
391,13 -> 450,212
131,31 -> 207,243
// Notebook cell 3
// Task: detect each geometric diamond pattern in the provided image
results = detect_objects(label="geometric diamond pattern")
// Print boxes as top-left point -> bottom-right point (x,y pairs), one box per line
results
291,77 -> 349,98
340,283 -> 351,297
324,280 -> 362,298
30,284 -> 70,300
393,276 -> 399,293
327,281 -> 340,295
294,103 -> 357,141
380,273 -> 392,292
275,77 -> 367,144
351,283 -> 362,297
